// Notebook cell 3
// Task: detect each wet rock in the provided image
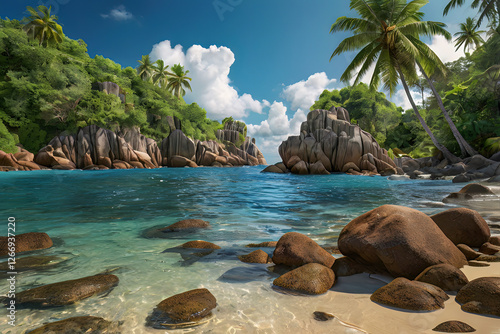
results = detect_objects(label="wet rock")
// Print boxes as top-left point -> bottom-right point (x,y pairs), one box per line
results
162,219 -> 210,232
272,232 -> 335,268
338,205 -> 467,279
414,264 -> 469,292
261,165 -> 285,173
457,244 -> 482,260
238,249 -> 272,264
332,256 -> 373,277
291,160 -> 309,175
246,241 -> 277,248
479,242 -> 500,255
313,311 -> 335,322
0,255 -> 61,271
26,316 -> 119,334
475,254 -> 500,262
370,277 -> 449,311
490,236 -> 500,246
431,208 -> 490,247
432,321 -> 476,333
444,184 -> 496,202
467,260 -> 490,267
456,277 -> 500,317
273,263 -> 335,295
15,274 -> 119,307
0,232 -> 53,256
146,288 -> 216,329
179,240 -> 221,250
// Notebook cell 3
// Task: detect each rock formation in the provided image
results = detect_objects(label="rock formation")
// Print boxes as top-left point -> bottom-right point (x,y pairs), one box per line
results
0,121 -> 266,171
265,107 -> 399,175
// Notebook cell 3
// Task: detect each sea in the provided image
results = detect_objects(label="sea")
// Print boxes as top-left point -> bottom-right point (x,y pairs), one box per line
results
0,166 -> 472,333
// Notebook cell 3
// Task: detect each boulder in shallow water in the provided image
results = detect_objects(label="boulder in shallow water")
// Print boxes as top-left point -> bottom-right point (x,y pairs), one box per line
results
414,263 -> 469,292
338,205 -> 467,279
0,255 -> 62,272
370,277 -> 449,311
261,164 -> 285,173
146,288 -> 216,329
432,321 -> 476,333
332,256 -> 373,277
179,240 -> 221,250
431,208 -> 490,247
162,219 -> 210,232
272,232 -> 335,268
444,184 -> 496,202
456,277 -> 500,317
0,232 -> 53,256
246,241 -> 277,248
15,274 -> 119,307
273,263 -> 335,295
27,316 -> 119,334
238,249 -> 272,264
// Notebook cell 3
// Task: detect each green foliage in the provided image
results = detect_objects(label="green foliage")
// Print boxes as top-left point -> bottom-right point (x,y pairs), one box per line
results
0,119 -> 17,153
482,137 -> 500,156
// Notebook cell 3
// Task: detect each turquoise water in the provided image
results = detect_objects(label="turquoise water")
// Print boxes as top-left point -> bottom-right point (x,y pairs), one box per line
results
0,167 -> 465,333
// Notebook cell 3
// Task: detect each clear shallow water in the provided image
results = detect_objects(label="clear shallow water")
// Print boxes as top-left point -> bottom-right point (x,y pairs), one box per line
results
0,167 -> 467,333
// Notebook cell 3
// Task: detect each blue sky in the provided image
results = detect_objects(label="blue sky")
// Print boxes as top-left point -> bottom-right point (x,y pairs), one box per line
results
0,0 -> 476,163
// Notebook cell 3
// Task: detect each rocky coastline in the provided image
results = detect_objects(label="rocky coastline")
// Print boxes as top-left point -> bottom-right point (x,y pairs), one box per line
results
0,120 -> 266,171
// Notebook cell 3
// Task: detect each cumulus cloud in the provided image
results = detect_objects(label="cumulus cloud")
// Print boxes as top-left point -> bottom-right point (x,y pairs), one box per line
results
149,40 -> 264,119
394,88 -> 423,111
282,72 -> 336,110
101,5 -> 134,21
426,35 -> 465,64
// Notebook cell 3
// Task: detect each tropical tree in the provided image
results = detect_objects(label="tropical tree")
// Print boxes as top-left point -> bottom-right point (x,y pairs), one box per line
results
444,0 -> 500,27
330,0 -> 462,162
137,55 -> 154,81
454,17 -> 486,52
167,64 -> 192,99
152,59 -> 169,89
22,5 -> 64,47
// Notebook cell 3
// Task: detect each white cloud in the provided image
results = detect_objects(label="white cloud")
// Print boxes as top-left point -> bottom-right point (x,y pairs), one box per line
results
394,88 -> 423,111
427,35 -> 465,64
150,41 -> 264,119
101,5 -> 134,21
282,72 -> 336,110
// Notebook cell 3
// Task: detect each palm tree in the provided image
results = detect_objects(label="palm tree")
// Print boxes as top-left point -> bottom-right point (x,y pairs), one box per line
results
152,59 -> 169,89
444,0 -> 500,27
166,64 -> 192,99
330,0 -> 461,162
137,55 -> 154,82
22,5 -> 64,47
454,17 -> 486,52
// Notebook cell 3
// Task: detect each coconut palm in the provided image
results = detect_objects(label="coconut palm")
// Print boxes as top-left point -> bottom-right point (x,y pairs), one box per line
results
167,64 -> 192,99
330,0 -> 462,162
454,17 -> 486,52
137,55 -> 154,81
444,0 -> 500,27
22,5 -> 64,47
152,59 -> 169,89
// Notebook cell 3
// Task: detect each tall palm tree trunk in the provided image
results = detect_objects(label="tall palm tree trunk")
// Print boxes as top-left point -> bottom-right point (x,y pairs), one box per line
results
397,66 -> 461,163
417,62 -> 478,157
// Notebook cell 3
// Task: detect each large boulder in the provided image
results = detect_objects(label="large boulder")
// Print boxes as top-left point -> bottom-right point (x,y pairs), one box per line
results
272,232 -> 335,268
15,274 -> 119,307
431,208 -> 490,247
273,263 -> 335,295
456,277 -> 500,317
27,316 -> 119,334
146,288 -> 216,329
414,264 -> 469,292
370,277 -> 449,311
0,232 -> 53,256
338,205 -> 467,279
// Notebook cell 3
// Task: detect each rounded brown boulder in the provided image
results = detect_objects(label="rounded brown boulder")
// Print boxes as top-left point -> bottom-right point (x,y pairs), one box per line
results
273,263 -> 335,295
180,240 -> 221,249
162,219 -> 210,232
146,288 -> 216,329
456,277 -> 500,317
16,274 -> 119,307
338,205 -> 467,279
479,242 -> 500,255
27,316 -> 119,334
0,232 -> 53,256
272,232 -> 335,268
414,264 -> 469,292
238,249 -> 272,264
432,321 -> 476,333
457,244 -> 482,260
431,208 -> 490,247
370,277 -> 449,311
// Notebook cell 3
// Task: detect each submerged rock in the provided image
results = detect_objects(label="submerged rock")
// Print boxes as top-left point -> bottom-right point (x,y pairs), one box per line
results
431,208 -> 490,247
432,321 -> 476,333
146,288 -> 216,329
313,311 -> 335,322
246,241 -> 277,248
370,277 -> 449,311
456,277 -> 500,317
15,274 -> 119,307
0,255 -> 62,272
414,264 -> 469,292
444,184 -> 496,202
272,232 -> 335,268
27,316 -> 119,334
0,232 -> 53,256
338,205 -> 467,279
238,249 -> 272,264
163,219 -> 210,232
273,263 -> 335,295
179,240 -> 221,250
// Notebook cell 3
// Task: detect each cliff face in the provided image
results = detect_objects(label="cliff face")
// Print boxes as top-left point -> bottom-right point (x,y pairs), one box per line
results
0,123 -> 266,171
268,107 -> 400,175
